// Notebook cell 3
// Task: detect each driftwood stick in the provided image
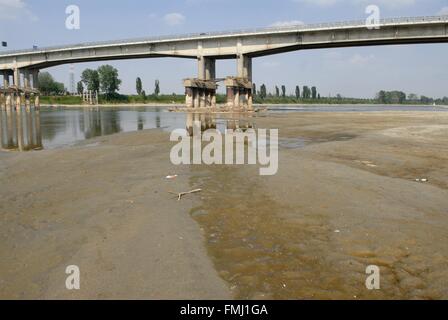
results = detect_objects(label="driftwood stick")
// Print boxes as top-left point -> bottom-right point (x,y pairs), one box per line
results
168,189 -> 202,201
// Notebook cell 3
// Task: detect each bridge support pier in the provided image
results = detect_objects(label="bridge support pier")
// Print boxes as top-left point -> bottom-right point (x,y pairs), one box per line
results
224,77 -> 253,111
184,78 -> 217,109
184,56 -> 217,109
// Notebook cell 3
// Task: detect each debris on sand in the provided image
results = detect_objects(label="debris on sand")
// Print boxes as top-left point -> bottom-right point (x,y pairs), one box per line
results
168,189 -> 202,201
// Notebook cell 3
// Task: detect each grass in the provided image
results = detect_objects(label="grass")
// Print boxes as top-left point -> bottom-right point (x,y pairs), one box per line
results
39,94 -> 441,106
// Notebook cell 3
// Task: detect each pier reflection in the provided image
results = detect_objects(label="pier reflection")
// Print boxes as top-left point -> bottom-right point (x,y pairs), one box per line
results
186,113 -> 255,136
0,106 -> 43,151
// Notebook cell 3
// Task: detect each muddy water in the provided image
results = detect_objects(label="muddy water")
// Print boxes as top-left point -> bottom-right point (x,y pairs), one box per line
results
186,114 -> 448,300
189,165 -> 348,299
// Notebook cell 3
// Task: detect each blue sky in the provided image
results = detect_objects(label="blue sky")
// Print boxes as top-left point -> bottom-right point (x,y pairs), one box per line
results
1,0 -> 447,98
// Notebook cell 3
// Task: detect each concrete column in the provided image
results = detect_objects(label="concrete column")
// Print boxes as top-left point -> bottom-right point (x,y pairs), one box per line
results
226,87 -> 234,108
31,70 -> 39,89
237,54 -> 252,81
234,88 -> 240,109
198,57 -> 216,80
185,87 -> 194,108
13,69 -> 20,87
193,88 -> 200,108
23,70 -> 31,89
198,57 -> 206,80
211,90 -> 216,108
199,89 -> 206,108
248,91 -> 253,110
205,58 -> 216,80
2,71 -> 9,88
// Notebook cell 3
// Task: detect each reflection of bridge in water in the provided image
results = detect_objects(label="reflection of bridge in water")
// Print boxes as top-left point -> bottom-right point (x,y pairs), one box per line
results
186,113 -> 254,136
0,106 -> 42,151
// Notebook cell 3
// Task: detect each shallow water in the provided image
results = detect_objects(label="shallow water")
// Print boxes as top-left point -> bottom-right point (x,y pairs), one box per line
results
2,104 -> 446,151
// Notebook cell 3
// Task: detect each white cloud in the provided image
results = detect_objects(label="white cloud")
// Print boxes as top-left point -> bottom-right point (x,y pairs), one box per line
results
269,20 -> 304,27
0,0 -> 37,21
349,53 -> 375,66
438,7 -> 448,15
163,13 -> 186,26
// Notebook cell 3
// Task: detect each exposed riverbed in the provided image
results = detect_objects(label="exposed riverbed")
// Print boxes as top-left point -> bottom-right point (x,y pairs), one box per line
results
1,107 -> 447,299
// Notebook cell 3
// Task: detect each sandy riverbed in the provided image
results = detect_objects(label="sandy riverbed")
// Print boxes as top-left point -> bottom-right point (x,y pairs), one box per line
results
1,111 -> 448,299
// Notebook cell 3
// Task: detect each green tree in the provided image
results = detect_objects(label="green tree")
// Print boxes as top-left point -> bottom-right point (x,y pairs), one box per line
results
141,90 -> 146,101
302,86 -> 311,99
377,90 -> 386,104
252,83 -> 257,96
281,85 -> 286,98
260,84 -> 267,99
275,86 -> 280,97
38,72 -> 65,95
136,77 -> 143,96
311,86 -> 317,99
98,65 -> 121,96
81,69 -> 100,92
154,79 -> 160,96
77,81 -> 83,94
295,86 -> 300,99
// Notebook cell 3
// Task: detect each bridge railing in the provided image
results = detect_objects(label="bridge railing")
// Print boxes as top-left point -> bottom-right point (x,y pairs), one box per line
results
1,15 -> 447,56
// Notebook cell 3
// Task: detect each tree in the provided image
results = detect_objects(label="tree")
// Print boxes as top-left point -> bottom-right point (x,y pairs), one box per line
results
77,81 -> 84,94
311,86 -> 317,99
38,72 -> 65,95
318,93 -> 321,99
252,83 -> 257,96
275,86 -> 280,97
407,93 -> 419,102
281,85 -> 286,98
136,77 -> 143,95
302,86 -> 311,99
376,90 -> 386,104
98,65 -> 121,96
81,69 -> 100,92
260,84 -> 267,99
295,86 -> 300,99
154,79 -> 160,96
141,90 -> 146,101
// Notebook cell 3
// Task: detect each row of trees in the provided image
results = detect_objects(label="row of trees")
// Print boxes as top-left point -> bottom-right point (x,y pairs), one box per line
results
376,90 -> 448,105
38,72 -> 66,95
254,84 -> 320,100
136,77 -> 160,97
77,65 -> 121,97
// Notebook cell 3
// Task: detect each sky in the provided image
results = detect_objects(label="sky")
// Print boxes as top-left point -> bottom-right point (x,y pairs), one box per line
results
0,0 -> 447,98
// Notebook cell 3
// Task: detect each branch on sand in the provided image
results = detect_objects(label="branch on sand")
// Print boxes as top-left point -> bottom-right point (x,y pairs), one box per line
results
168,189 -> 202,201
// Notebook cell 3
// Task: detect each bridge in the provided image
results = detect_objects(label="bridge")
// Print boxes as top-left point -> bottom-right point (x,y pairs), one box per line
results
1,15 -> 447,111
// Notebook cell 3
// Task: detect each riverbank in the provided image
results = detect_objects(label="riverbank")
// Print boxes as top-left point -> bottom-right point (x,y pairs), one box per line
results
40,102 -> 447,109
1,111 -> 448,299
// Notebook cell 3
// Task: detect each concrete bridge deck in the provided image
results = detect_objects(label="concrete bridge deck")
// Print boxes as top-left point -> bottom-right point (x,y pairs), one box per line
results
0,15 -> 447,111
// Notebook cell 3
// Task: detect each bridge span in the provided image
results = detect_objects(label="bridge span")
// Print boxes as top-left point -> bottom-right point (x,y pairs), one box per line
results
1,15 -> 447,111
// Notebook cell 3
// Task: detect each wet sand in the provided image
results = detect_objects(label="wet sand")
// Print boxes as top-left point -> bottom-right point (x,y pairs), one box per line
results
1,111 -> 448,299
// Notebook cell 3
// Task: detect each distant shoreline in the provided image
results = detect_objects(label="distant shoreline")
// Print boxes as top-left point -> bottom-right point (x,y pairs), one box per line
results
40,103 -> 448,108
